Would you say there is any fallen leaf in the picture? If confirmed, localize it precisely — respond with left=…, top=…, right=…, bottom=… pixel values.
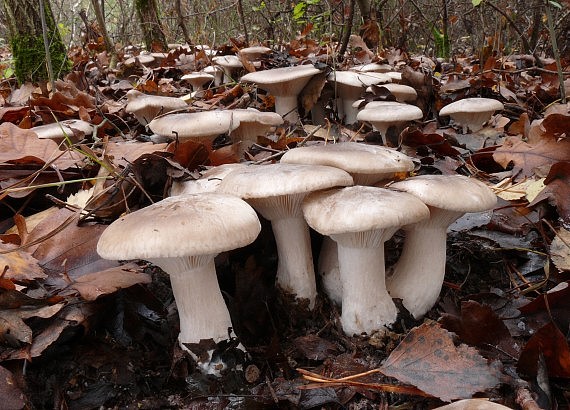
left=71, top=263, right=151, bottom=301
left=294, top=334, right=339, bottom=361
left=0, top=122, right=84, bottom=170
left=492, top=135, right=570, bottom=180
left=517, top=321, right=570, bottom=378
left=380, top=321, right=502, bottom=402
left=0, top=243, right=46, bottom=281
left=550, top=228, right=570, bottom=271
left=528, top=161, right=570, bottom=225
left=439, top=300, right=520, bottom=358
left=0, top=366, right=26, bottom=410
left=0, top=303, right=64, bottom=345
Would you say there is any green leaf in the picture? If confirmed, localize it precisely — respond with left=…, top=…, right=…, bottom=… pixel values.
left=2, top=67, right=14, bottom=79
left=293, top=2, right=307, bottom=21
left=472, top=0, right=483, bottom=6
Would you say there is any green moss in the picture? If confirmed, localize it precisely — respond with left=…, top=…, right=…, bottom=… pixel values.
left=11, top=32, right=69, bottom=84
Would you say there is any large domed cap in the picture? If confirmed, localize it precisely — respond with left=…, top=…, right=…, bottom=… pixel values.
left=327, top=70, right=391, bottom=87
left=303, top=186, right=430, bottom=235
left=218, top=163, right=353, bottom=199
left=280, top=142, right=414, bottom=184
left=97, top=193, right=261, bottom=260
left=125, top=90, right=188, bottom=125
left=148, top=111, right=239, bottom=139
left=357, top=103, right=423, bottom=123
left=241, top=64, right=321, bottom=95
left=390, top=174, right=497, bottom=212
left=439, top=97, right=504, bottom=132
left=231, top=108, right=283, bottom=126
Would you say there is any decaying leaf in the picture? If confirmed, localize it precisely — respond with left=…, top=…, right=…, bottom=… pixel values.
left=0, top=365, right=26, bottom=410
left=71, top=263, right=151, bottom=301
left=517, top=321, right=570, bottom=378
left=380, top=321, right=502, bottom=402
left=0, top=243, right=46, bottom=281
left=0, top=123, right=84, bottom=170
left=492, top=133, right=570, bottom=180
left=528, top=162, right=570, bottom=225
left=550, top=228, right=570, bottom=271
left=0, top=303, right=64, bottom=345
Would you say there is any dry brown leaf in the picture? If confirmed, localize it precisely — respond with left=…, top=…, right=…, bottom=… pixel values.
left=105, top=141, right=168, bottom=168
left=0, top=365, right=26, bottom=409
left=528, top=161, right=570, bottom=224
left=0, top=122, right=84, bottom=169
left=380, top=321, right=502, bottom=402
left=71, top=263, right=151, bottom=301
left=0, top=243, right=46, bottom=281
left=550, top=228, right=570, bottom=271
left=0, top=303, right=64, bottom=345
left=492, top=135, right=570, bottom=180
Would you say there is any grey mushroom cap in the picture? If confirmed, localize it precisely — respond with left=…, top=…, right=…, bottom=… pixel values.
left=280, top=142, right=414, bottom=185
left=241, top=65, right=321, bottom=96
left=97, top=193, right=261, bottom=260
left=439, top=97, right=504, bottom=132
left=390, top=174, right=497, bottom=213
left=125, top=90, right=188, bottom=125
left=32, top=120, right=93, bottom=143
left=217, top=163, right=354, bottom=199
left=357, top=103, right=423, bottom=123
left=303, top=186, right=430, bottom=235
left=148, top=111, right=239, bottom=139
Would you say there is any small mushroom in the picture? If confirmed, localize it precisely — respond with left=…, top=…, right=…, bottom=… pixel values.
left=357, top=103, right=423, bottom=145
left=387, top=174, right=497, bottom=318
left=147, top=110, right=239, bottom=145
left=230, top=108, right=283, bottom=158
left=212, top=55, right=244, bottom=84
left=32, top=119, right=93, bottom=146
left=217, top=163, right=353, bottom=308
left=439, top=97, right=504, bottom=133
left=240, top=64, right=322, bottom=123
left=302, top=186, right=430, bottom=335
left=125, top=90, right=188, bottom=125
left=327, top=70, right=392, bottom=124
left=97, top=193, right=261, bottom=371
left=180, top=72, right=215, bottom=97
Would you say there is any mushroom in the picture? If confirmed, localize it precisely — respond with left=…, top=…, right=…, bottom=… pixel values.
left=212, top=55, right=244, bottom=84
left=169, top=163, right=246, bottom=196
left=327, top=70, right=392, bottom=125
left=302, top=186, right=430, bottom=335
left=203, top=65, right=224, bottom=87
left=238, top=46, right=271, bottom=61
left=147, top=110, right=239, bottom=145
left=125, top=90, right=188, bottom=125
left=217, top=163, right=353, bottom=308
left=366, top=83, right=418, bottom=103
left=240, top=64, right=322, bottom=123
left=180, top=72, right=215, bottom=97
left=357, top=103, right=423, bottom=145
left=433, top=399, right=513, bottom=410
left=387, top=174, right=497, bottom=318
left=230, top=108, right=283, bottom=158
left=439, top=97, right=504, bottom=133
left=96, top=193, right=261, bottom=369
left=280, top=141, right=414, bottom=185
left=281, top=141, right=415, bottom=305
left=32, top=119, right=93, bottom=146
left=350, top=63, right=393, bottom=73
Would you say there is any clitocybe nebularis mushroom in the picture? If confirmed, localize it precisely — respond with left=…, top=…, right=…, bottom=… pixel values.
left=96, top=193, right=261, bottom=371
left=439, top=97, right=504, bottom=133
left=357, top=103, right=423, bottom=145
left=302, top=186, right=430, bottom=335
left=217, top=163, right=353, bottom=308
left=282, top=141, right=416, bottom=305
left=125, top=90, right=188, bottom=125
left=387, top=174, right=497, bottom=318
left=240, top=64, right=322, bottom=123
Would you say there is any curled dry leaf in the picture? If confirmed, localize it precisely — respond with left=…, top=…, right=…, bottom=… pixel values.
left=0, top=303, right=64, bottom=345
left=380, top=321, right=502, bottom=402
left=0, top=122, right=83, bottom=170
left=550, top=228, right=570, bottom=271
left=71, top=263, right=151, bottom=301
left=0, top=365, right=26, bottom=410
left=0, top=243, right=46, bottom=281
left=528, top=161, right=570, bottom=225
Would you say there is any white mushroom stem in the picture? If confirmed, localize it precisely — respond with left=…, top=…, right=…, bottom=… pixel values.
left=333, top=228, right=398, bottom=335
left=274, top=95, right=301, bottom=123
left=249, top=194, right=317, bottom=308
left=387, top=207, right=464, bottom=319
left=271, top=217, right=316, bottom=305
left=151, top=255, right=233, bottom=344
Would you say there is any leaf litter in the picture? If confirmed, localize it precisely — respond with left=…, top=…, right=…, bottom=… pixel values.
left=0, top=31, right=569, bottom=409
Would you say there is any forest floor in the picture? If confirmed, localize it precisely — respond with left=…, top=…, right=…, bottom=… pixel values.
left=0, top=37, right=569, bottom=409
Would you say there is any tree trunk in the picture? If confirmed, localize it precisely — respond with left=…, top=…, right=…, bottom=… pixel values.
left=90, top=0, right=118, bottom=68
left=1, top=0, right=68, bottom=83
left=135, top=0, right=168, bottom=51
